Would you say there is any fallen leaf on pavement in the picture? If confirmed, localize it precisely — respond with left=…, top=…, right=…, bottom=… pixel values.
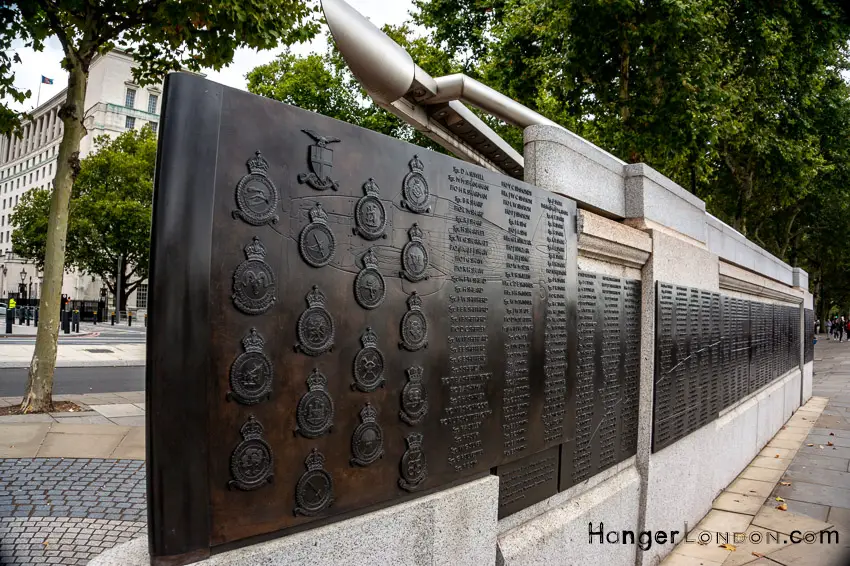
left=828, top=441, right=834, bottom=446
left=775, top=454, right=780, bottom=458
left=775, top=496, right=785, bottom=502
left=752, top=552, right=765, bottom=558
left=777, top=503, right=788, bottom=511
left=779, top=481, right=791, bottom=486
left=719, top=543, right=737, bottom=551
left=819, top=445, right=825, bottom=449
left=807, top=443, right=814, bottom=446
left=830, top=432, right=835, bottom=436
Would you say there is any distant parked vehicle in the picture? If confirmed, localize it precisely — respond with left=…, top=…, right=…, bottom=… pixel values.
left=0, top=302, right=6, bottom=317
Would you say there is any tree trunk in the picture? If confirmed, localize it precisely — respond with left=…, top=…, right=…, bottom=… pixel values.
left=20, top=61, right=87, bottom=413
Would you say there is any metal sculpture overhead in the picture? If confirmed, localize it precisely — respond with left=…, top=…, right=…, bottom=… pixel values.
left=322, top=0, right=567, bottom=179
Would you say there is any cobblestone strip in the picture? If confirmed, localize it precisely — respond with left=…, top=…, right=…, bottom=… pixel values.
left=0, top=459, right=147, bottom=565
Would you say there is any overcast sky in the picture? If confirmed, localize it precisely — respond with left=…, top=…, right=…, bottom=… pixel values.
left=5, top=0, right=415, bottom=112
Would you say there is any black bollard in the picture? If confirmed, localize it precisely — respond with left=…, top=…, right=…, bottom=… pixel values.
left=128, top=312, right=132, bottom=327
left=63, top=310, right=70, bottom=334
left=5, top=307, right=12, bottom=334
left=34, top=308, right=38, bottom=327
left=18, top=308, right=24, bottom=325
left=111, top=311, right=115, bottom=325
left=25, top=307, right=30, bottom=326
left=144, top=313, right=148, bottom=328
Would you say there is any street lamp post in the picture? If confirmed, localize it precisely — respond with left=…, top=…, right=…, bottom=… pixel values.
left=18, top=269, right=26, bottom=324
left=0, top=263, right=6, bottom=299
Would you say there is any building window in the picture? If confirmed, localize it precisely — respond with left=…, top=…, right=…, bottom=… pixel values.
left=35, top=170, right=39, bottom=181
left=15, top=196, right=18, bottom=205
left=136, top=283, right=148, bottom=309
left=48, top=164, right=52, bottom=175
left=125, top=88, right=136, bottom=108
left=150, top=122, right=158, bottom=134
left=147, top=94, right=158, bottom=114
left=125, top=116, right=135, bottom=130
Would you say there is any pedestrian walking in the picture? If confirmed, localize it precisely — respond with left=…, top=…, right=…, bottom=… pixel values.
left=840, top=316, right=846, bottom=342
left=827, top=318, right=832, bottom=340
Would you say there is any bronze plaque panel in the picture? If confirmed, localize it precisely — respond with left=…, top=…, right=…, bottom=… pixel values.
left=147, top=74, right=579, bottom=562
left=495, top=446, right=560, bottom=518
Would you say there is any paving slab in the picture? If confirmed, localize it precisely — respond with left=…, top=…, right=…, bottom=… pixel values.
left=696, top=509, right=754, bottom=533
left=107, top=416, right=145, bottom=427
left=664, top=551, right=724, bottom=566
left=761, top=527, right=850, bottom=566
left=712, top=492, right=765, bottom=516
left=827, top=506, right=850, bottom=530
left=53, top=415, right=114, bottom=425
left=774, top=498, right=831, bottom=522
left=738, top=466, right=786, bottom=484
left=35, top=431, right=127, bottom=458
left=110, top=427, right=145, bottom=460
left=720, top=527, right=789, bottom=566
left=0, top=413, right=54, bottom=423
left=748, top=456, right=793, bottom=471
left=784, top=452, right=850, bottom=472
left=727, top=478, right=776, bottom=498
left=89, top=403, right=144, bottom=418
left=0, top=423, right=49, bottom=457
left=783, top=465, right=850, bottom=489
left=774, top=480, right=850, bottom=509
left=759, top=447, right=796, bottom=459
left=798, top=443, right=850, bottom=459
left=805, top=434, right=850, bottom=448
left=751, top=505, right=833, bottom=536
left=766, top=438, right=802, bottom=450
left=49, top=423, right=130, bottom=435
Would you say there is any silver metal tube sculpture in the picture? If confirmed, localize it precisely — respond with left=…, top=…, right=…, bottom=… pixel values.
left=322, top=0, right=564, bottom=178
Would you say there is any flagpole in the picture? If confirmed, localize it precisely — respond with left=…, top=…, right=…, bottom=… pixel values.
left=36, top=80, right=42, bottom=108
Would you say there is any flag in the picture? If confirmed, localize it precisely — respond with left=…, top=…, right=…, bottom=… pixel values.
left=41, top=76, right=53, bottom=85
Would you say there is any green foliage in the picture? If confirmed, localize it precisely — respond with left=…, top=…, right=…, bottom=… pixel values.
left=11, top=127, right=157, bottom=306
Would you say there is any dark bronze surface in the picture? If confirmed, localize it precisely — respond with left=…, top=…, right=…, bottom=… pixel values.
left=559, top=272, right=641, bottom=489
left=652, top=281, right=803, bottom=452
left=495, top=446, right=560, bottom=518
left=148, top=73, right=582, bottom=561
left=804, top=309, right=814, bottom=364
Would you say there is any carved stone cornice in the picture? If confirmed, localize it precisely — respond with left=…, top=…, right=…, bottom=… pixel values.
left=577, top=209, right=651, bottom=269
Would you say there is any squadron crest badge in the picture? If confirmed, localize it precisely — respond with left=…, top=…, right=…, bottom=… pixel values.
left=400, top=223, right=430, bottom=282
left=228, top=415, right=273, bottom=491
left=299, top=203, right=336, bottom=268
left=232, top=237, right=276, bottom=315
left=401, top=155, right=431, bottom=214
left=352, top=327, right=385, bottom=392
left=232, top=151, right=279, bottom=226
left=227, top=328, right=273, bottom=405
left=353, top=178, right=387, bottom=240
left=399, top=365, right=428, bottom=426
left=295, top=368, right=334, bottom=439
left=296, top=286, right=335, bottom=356
left=398, top=432, right=427, bottom=492
left=294, top=448, right=334, bottom=516
left=354, top=248, right=386, bottom=310
left=399, top=291, right=428, bottom=351
left=297, top=129, right=341, bottom=191
left=350, top=403, right=384, bottom=467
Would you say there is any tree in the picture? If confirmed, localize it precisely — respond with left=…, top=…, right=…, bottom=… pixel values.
left=1, top=0, right=319, bottom=413
left=246, top=25, right=461, bottom=152
left=12, top=127, right=158, bottom=312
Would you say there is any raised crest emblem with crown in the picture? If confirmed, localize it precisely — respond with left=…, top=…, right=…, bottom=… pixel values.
left=354, top=247, right=386, bottom=310
left=352, top=326, right=385, bottom=392
left=298, top=129, right=341, bottom=191
left=233, top=150, right=280, bottom=226
left=296, top=368, right=334, bottom=439
left=402, top=154, right=431, bottom=214
left=399, top=291, right=428, bottom=351
left=228, top=415, right=273, bottom=491
left=350, top=402, right=384, bottom=467
left=400, top=365, right=428, bottom=426
left=294, top=448, right=334, bottom=516
left=228, top=328, right=273, bottom=405
left=299, top=203, right=336, bottom=268
left=399, top=432, right=427, bottom=492
left=401, top=222, right=430, bottom=282
left=353, top=177, right=388, bottom=240
left=232, top=237, right=276, bottom=316
left=296, top=285, right=335, bottom=356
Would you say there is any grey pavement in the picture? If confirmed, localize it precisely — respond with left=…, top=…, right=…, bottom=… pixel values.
left=772, top=339, right=850, bottom=530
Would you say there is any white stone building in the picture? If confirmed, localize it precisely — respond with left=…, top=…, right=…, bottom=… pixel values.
left=0, top=49, right=160, bottom=311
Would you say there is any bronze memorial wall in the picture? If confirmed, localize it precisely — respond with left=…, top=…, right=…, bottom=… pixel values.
left=146, top=74, right=642, bottom=563
left=653, top=282, right=803, bottom=452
